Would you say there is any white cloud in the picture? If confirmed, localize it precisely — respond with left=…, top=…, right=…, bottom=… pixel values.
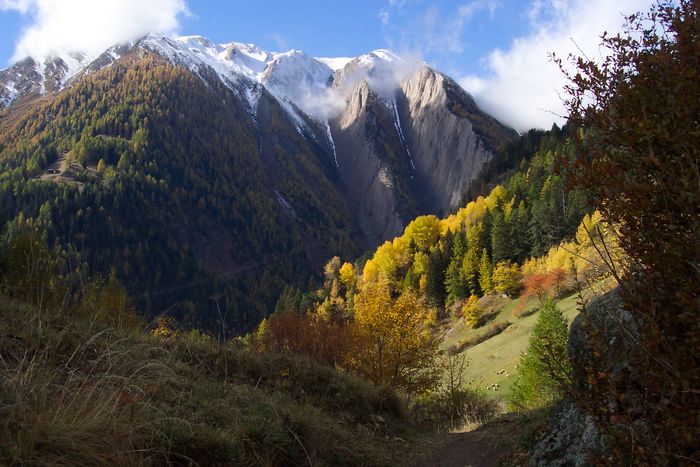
left=379, top=10, right=390, bottom=26
left=420, top=1, right=500, bottom=54
left=458, top=0, right=499, bottom=21
left=382, top=1, right=501, bottom=57
left=265, top=33, right=289, bottom=51
left=2, top=0, right=188, bottom=61
left=459, top=0, right=651, bottom=132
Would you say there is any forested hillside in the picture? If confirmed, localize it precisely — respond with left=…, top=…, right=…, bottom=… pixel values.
left=254, top=124, right=615, bottom=417
left=0, top=53, right=363, bottom=332
left=272, top=125, right=591, bottom=318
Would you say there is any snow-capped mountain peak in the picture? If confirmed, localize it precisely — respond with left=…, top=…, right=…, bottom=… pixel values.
left=316, top=56, right=353, bottom=72
left=0, top=33, right=421, bottom=121
left=262, top=50, right=332, bottom=96
left=331, top=49, right=411, bottom=98
left=0, top=51, right=94, bottom=107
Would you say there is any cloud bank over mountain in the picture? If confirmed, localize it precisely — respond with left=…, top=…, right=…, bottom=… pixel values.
left=0, top=0, right=188, bottom=60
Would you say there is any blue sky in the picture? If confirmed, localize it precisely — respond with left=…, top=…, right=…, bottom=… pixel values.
left=0, top=0, right=652, bottom=130
left=178, top=1, right=535, bottom=80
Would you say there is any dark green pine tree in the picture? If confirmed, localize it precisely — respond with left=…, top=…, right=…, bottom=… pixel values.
left=462, top=222, right=485, bottom=296
left=425, top=245, right=447, bottom=308
left=445, top=229, right=468, bottom=306
left=490, top=208, right=510, bottom=264
left=509, top=200, right=530, bottom=263
left=529, top=175, right=566, bottom=256
left=508, top=300, right=572, bottom=411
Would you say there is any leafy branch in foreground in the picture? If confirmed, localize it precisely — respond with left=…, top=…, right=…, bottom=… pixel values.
left=558, top=1, right=700, bottom=462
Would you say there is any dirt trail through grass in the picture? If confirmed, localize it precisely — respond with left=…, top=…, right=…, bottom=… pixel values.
left=418, top=414, right=527, bottom=467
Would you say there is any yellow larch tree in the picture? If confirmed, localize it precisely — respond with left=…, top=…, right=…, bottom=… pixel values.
left=349, top=280, right=441, bottom=395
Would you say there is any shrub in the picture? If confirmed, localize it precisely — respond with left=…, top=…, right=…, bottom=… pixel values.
left=257, top=311, right=354, bottom=368
left=411, top=387, right=498, bottom=431
left=561, top=1, right=700, bottom=461
left=411, top=354, right=498, bottom=431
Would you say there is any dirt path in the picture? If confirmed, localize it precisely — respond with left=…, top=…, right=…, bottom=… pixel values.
left=418, top=414, right=527, bottom=467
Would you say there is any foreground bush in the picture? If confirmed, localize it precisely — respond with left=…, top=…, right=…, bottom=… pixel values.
left=411, top=355, right=498, bottom=431
left=411, top=387, right=498, bottom=432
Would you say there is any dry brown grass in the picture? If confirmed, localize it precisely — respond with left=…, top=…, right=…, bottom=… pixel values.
left=0, top=296, right=416, bottom=466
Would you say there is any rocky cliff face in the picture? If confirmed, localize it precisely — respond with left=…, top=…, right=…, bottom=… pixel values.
left=331, top=80, right=417, bottom=243
left=399, top=66, right=515, bottom=216
left=328, top=63, right=517, bottom=244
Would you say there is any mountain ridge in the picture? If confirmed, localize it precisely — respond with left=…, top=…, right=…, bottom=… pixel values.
left=0, top=33, right=517, bottom=330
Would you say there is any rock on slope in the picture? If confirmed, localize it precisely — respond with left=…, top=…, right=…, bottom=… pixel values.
left=529, top=290, right=650, bottom=466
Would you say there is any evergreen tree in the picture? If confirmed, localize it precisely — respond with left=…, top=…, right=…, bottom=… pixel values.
left=425, top=246, right=447, bottom=308
left=444, top=230, right=468, bottom=306
left=508, top=300, right=572, bottom=411
left=477, top=249, right=493, bottom=295
left=509, top=200, right=530, bottom=262
left=490, top=208, right=510, bottom=263
left=462, top=222, right=485, bottom=296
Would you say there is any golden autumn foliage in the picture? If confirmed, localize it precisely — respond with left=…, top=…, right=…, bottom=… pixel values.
left=491, top=261, right=523, bottom=296
left=349, top=280, right=441, bottom=395
left=338, top=262, right=356, bottom=292
left=462, top=295, right=482, bottom=328
left=403, top=215, right=441, bottom=251
left=520, top=210, right=621, bottom=284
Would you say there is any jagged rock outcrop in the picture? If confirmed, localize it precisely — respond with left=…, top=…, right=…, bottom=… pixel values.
left=529, top=290, right=648, bottom=466
left=331, top=80, right=416, bottom=243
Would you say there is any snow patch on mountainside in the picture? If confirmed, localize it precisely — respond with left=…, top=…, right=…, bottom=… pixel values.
left=317, top=57, right=353, bottom=71
left=274, top=190, right=297, bottom=217
left=1, top=81, right=19, bottom=107
left=392, top=97, right=415, bottom=171
left=244, top=84, right=262, bottom=115
left=34, top=61, right=46, bottom=94
left=58, top=52, right=92, bottom=86
left=324, top=120, right=339, bottom=168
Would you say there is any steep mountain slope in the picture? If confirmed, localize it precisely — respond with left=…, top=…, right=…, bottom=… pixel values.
left=0, top=52, right=361, bottom=331
left=329, top=53, right=517, bottom=243
left=399, top=66, right=515, bottom=214
left=0, top=35, right=516, bottom=330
